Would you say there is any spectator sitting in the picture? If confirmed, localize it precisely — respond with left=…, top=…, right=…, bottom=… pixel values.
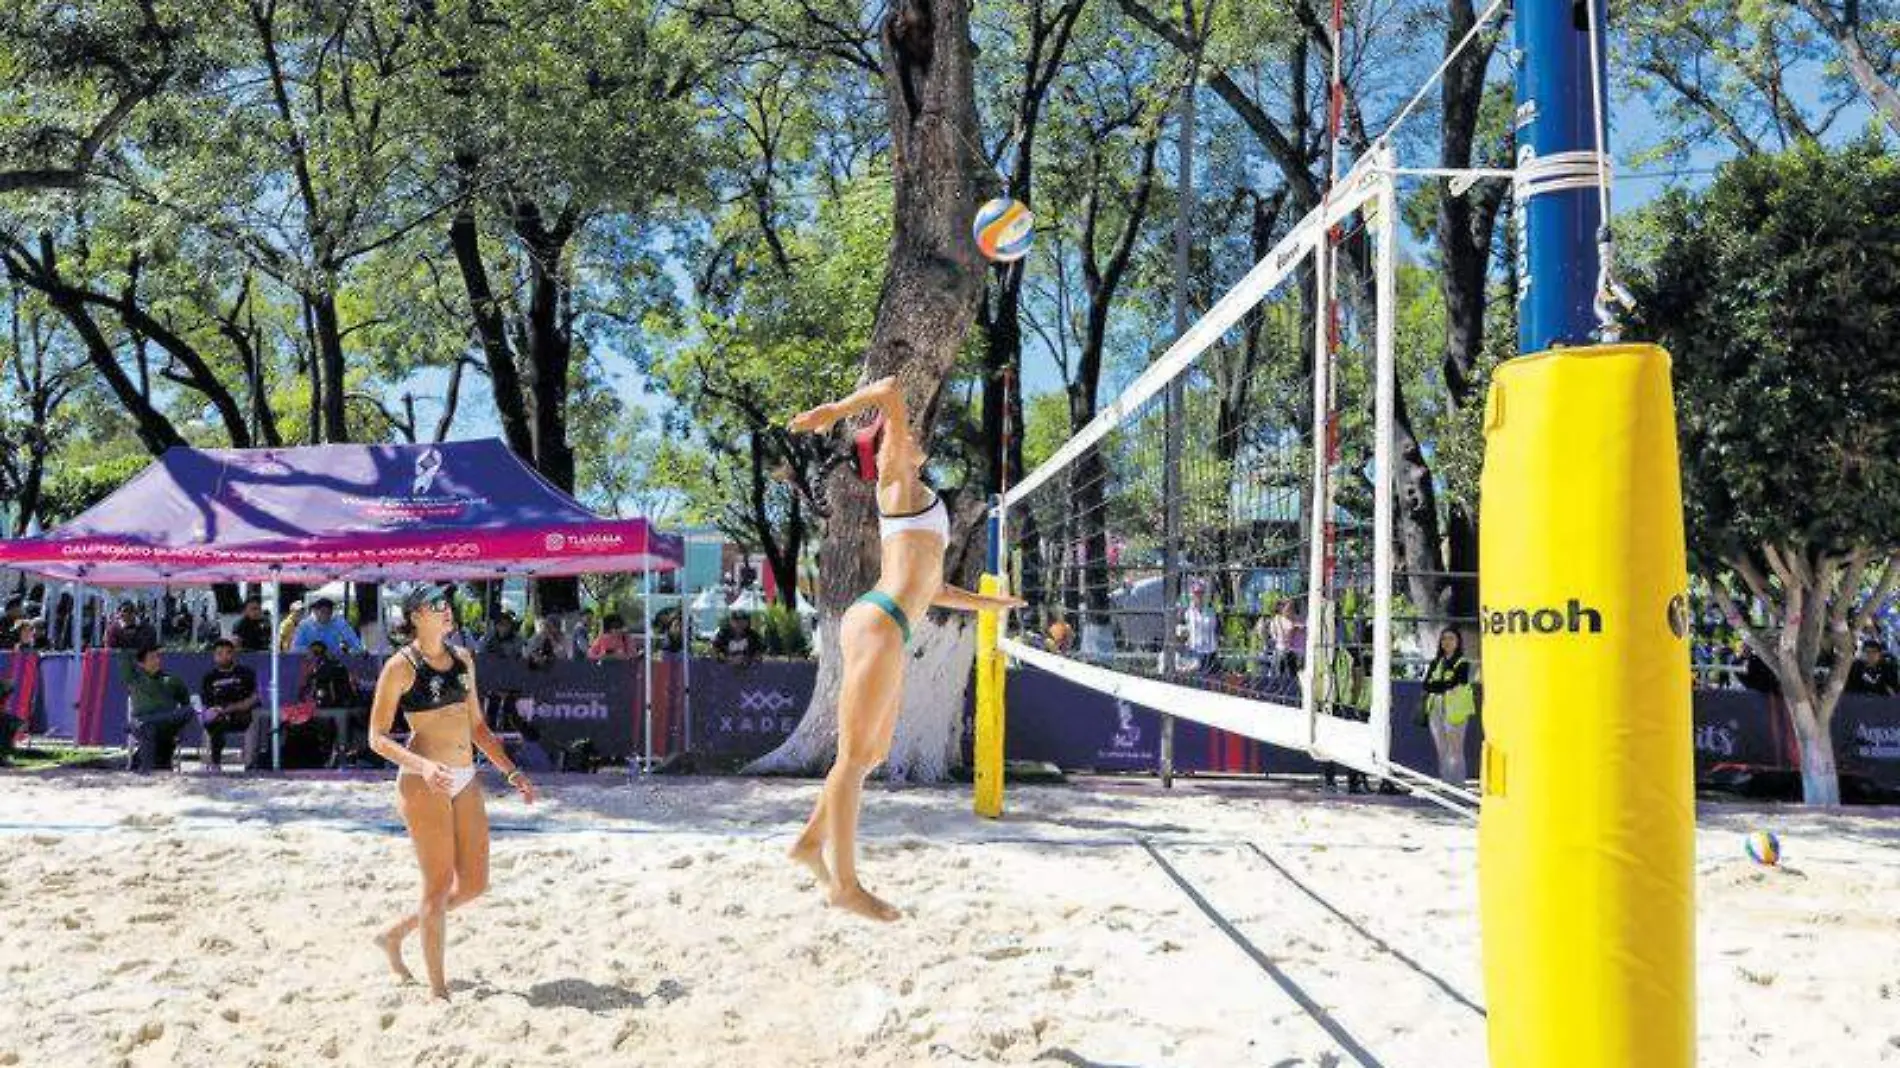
left=291, top=598, right=361, bottom=654
left=525, top=617, right=566, bottom=669
left=231, top=596, right=273, bottom=652
left=106, top=602, right=158, bottom=651
left=711, top=611, right=764, bottom=664
left=588, top=613, right=636, bottom=661
left=199, top=639, right=261, bottom=771
left=1844, top=640, right=1899, bottom=697
left=122, top=644, right=194, bottom=773
left=481, top=612, right=525, bottom=659
left=299, top=641, right=365, bottom=768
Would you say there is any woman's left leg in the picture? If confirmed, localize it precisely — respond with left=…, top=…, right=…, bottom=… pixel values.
left=375, top=782, right=491, bottom=984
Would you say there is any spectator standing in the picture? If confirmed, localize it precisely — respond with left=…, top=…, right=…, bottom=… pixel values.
left=525, top=617, right=566, bottom=669
left=1845, top=641, right=1899, bottom=697
left=0, top=597, right=23, bottom=650
left=199, top=639, right=260, bottom=770
left=1420, top=628, right=1477, bottom=785
left=50, top=593, right=74, bottom=651
left=123, top=644, right=194, bottom=773
left=1184, top=582, right=1220, bottom=675
left=231, top=597, right=273, bottom=652
left=0, top=674, right=18, bottom=766
left=711, top=611, right=764, bottom=664
left=278, top=600, right=306, bottom=652
left=481, top=613, right=525, bottom=659
left=1269, top=600, right=1306, bottom=678
left=291, top=598, right=362, bottom=654
left=588, top=614, right=636, bottom=661
left=106, top=602, right=157, bottom=650
left=12, top=618, right=46, bottom=652
left=1046, top=614, right=1075, bottom=653
left=569, top=609, right=597, bottom=659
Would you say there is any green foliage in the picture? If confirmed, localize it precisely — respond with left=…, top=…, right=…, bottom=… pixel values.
left=1629, top=138, right=1900, bottom=563
left=37, top=452, right=147, bottom=522
left=758, top=602, right=810, bottom=658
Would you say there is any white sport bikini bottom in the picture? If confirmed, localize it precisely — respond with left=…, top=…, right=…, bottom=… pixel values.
left=398, top=764, right=478, bottom=797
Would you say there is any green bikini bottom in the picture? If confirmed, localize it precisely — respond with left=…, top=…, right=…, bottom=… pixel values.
left=854, top=590, right=912, bottom=645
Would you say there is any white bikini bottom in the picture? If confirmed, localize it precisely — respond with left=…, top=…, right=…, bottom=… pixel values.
left=398, top=764, right=478, bottom=797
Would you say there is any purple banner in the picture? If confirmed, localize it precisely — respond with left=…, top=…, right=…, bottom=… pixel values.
left=1001, top=666, right=1477, bottom=776
left=689, top=660, right=821, bottom=760
left=15, top=650, right=1898, bottom=788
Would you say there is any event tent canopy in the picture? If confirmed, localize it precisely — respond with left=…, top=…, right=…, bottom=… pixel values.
left=0, top=440, right=681, bottom=585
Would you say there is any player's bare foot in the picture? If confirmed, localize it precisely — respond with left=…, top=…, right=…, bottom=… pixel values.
left=373, top=930, right=414, bottom=982
left=789, top=840, right=832, bottom=890
left=429, top=984, right=450, bottom=1002
left=829, top=883, right=901, bottom=922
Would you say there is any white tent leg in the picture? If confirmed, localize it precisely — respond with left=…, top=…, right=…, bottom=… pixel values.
left=268, top=577, right=282, bottom=771
left=642, top=567, right=654, bottom=774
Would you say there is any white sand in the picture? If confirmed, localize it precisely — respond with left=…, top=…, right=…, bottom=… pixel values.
left=2, top=771, right=1897, bottom=1067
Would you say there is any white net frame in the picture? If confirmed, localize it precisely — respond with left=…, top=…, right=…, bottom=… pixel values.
left=995, top=145, right=1407, bottom=783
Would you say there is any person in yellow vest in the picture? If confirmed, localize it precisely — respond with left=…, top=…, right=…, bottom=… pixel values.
left=1420, top=627, right=1477, bottom=783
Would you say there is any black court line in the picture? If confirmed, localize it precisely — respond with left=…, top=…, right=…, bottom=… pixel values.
left=1139, top=839, right=1389, bottom=1068
left=1244, top=842, right=1487, bottom=1017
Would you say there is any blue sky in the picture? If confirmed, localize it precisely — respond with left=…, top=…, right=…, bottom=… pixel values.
left=415, top=55, right=1873, bottom=469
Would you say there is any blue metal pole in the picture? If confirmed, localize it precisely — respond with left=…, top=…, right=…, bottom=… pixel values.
left=1515, top=0, right=1611, bottom=353
left=985, top=494, right=1001, bottom=575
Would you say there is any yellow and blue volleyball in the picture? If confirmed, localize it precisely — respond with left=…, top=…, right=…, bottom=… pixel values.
left=1745, top=830, right=1781, bottom=867
left=974, top=197, right=1034, bottom=263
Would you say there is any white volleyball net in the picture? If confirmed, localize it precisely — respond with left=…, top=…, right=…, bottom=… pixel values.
left=996, top=147, right=1466, bottom=806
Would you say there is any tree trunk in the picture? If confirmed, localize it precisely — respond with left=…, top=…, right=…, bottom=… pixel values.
left=310, top=290, right=350, bottom=442
left=1788, top=695, right=1843, bottom=807
left=747, top=0, right=985, bottom=780
left=1790, top=0, right=1900, bottom=138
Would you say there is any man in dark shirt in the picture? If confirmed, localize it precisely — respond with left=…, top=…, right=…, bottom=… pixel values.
left=299, top=641, right=363, bottom=767
left=711, top=612, right=763, bottom=664
left=1844, top=641, right=1899, bottom=697
left=230, top=597, right=273, bottom=652
left=200, top=639, right=260, bottom=770
left=106, top=602, right=157, bottom=650
left=123, top=644, right=194, bottom=772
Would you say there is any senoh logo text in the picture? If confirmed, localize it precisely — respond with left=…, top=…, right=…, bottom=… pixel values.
left=1481, top=599, right=1603, bottom=636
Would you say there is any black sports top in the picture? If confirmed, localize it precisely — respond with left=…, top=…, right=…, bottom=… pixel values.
left=399, top=646, right=470, bottom=714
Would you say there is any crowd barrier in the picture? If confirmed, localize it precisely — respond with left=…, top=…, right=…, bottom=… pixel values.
left=3, top=651, right=1896, bottom=787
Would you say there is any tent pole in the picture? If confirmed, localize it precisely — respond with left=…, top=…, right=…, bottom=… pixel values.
left=268, top=575, right=282, bottom=771
left=70, top=579, right=84, bottom=652
left=642, top=565, right=654, bottom=775
left=682, top=579, right=692, bottom=758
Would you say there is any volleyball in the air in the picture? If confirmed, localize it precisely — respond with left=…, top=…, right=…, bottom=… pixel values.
left=1745, top=830, right=1781, bottom=867
left=974, top=196, right=1034, bottom=263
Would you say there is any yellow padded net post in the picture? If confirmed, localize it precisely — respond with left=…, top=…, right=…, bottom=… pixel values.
left=973, top=573, right=1006, bottom=819
left=1478, top=343, right=1695, bottom=1068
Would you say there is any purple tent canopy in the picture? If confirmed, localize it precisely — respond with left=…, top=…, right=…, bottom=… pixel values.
left=0, top=440, right=681, bottom=584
